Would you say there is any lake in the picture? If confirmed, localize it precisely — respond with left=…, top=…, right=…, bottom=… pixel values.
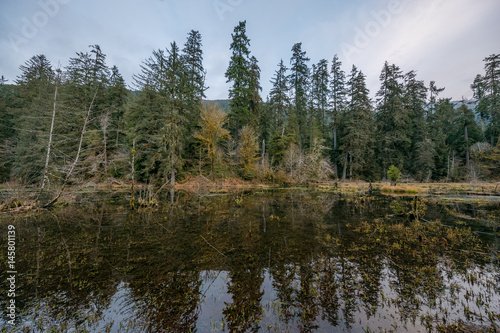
left=1, top=189, right=499, bottom=332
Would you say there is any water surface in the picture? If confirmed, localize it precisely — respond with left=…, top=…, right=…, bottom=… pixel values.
left=1, top=190, right=499, bottom=332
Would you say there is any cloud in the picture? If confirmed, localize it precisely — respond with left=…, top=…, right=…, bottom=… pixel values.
left=0, top=0, right=498, bottom=101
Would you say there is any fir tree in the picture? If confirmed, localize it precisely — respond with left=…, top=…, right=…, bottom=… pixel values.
left=310, top=58, right=329, bottom=132
left=289, top=42, right=310, bottom=147
left=225, top=20, right=253, bottom=146
left=340, top=66, right=374, bottom=179
left=13, top=55, right=55, bottom=183
left=328, top=54, right=347, bottom=178
left=268, top=59, right=290, bottom=135
left=375, top=62, right=410, bottom=177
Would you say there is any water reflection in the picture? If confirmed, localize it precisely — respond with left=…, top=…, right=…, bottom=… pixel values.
left=0, top=191, right=499, bottom=332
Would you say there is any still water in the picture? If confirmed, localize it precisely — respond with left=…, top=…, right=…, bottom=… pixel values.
left=1, top=190, right=499, bottom=332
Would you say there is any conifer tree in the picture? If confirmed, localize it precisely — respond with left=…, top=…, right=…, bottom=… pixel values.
left=13, top=55, right=55, bottom=183
left=289, top=43, right=310, bottom=147
left=0, top=75, right=15, bottom=181
left=268, top=60, right=290, bottom=135
left=310, top=59, right=329, bottom=131
left=451, top=104, right=483, bottom=176
left=403, top=70, right=428, bottom=176
left=225, top=21, right=253, bottom=145
left=340, top=66, right=374, bottom=179
left=248, top=55, right=263, bottom=130
left=182, top=30, right=206, bottom=127
left=473, top=54, right=500, bottom=144
left=328, top=55, right=347, bottom=178
left=375, top=62, right=410, bottom=177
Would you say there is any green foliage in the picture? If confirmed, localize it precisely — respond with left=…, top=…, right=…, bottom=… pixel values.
left=387, top=165, right=401, bottom=185
left=2, top=27, right=497, bottom=186
left=239, top=125, right=259, bottom=179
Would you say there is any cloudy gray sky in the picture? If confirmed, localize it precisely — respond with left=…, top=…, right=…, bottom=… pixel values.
left=1, top=0, right=499, bottom=101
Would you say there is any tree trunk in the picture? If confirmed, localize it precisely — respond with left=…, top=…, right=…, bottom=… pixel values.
left=39, top=80, right=58, bottom=197
left=342, top=152, right=347, bottom=181
left=44, top=88, right=98, bottom=208
left=234, top=118, right=240, bottom=164
left=465, top=124, right=470, bottom=172
left=170, top=151, right=175, bottom=186
left=349, top=153, right=353, bottom=179
left=102, top=111, right=109, bottom=175
left=333, top=125, right=338, bottom=179
left=261, top=139, right=265, bottom=165
left=131, top=139, right=135, bottom=193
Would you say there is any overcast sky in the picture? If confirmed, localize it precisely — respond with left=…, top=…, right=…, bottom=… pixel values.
left=1, top=0, right=499, bottom=101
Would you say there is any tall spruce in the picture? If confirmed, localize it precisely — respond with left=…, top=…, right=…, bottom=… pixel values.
left=328, top=55, right=347, bottom=178
left=403, top=70, right=429, bottom=177
left=182, top=30, right=206, bottom=127
left=340, top=66, right=374, bottom=180
left=310, top=59, right=330, bottom=132
left=225, top=20, right=253, bottom=152
left=289, top=42, right=310, bottom=147
left=268, top=59, right=290, bottom=135
left=473, top=54, right=500, bottom=145
left=375, top=62, right=410, bottom=178
left=13, top=55, right=55, bottom=183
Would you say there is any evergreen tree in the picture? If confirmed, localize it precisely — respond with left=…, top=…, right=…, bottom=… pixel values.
left=0, top=75, right=15, bottom=181
left=473, top=54, right=500, bottom=144
left=403, top=70, right=429, bottom=176
left=225, top=21, right=253, bottom=144
left=328, top=55, right=347, bottom=178
left=127, top=43, right=188, bottom=185
left=428, top=98, right=455, bottom=180
left=289, top=42, right=310, bottom=147
left=248, top=55, right=263, bottom=130
left=182, top=30, right=206, bottom=128
left=450, top=104, right=483, bottom=177
left=310, top=59, right=329, bottom=132
left=268, top=59, right=290, bottom=135
left=340, top=66, right=374, bottom=179
left=13, top=55, right=55, bottom=183
left=62, top=45, right=112, bottom=179
left=375, top=62, right=410, bottom=177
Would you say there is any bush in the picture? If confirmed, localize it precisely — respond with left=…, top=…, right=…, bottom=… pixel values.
left=387, top=165, right=401, bottom=185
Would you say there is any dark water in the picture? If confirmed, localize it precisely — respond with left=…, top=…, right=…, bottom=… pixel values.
left=0, top=190, right=499, bottom=332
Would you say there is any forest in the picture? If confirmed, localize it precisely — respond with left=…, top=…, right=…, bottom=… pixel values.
left=1, top=20, right=500, bottom=190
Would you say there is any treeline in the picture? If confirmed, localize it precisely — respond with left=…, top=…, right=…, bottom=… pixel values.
left=1, top=21, right=500, bottom=187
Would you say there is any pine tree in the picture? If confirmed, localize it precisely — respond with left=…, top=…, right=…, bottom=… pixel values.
left=451, top=104, right=483, bottom=177
left=375, top=62, right=410, bottom=177
left=403, top=70, right=429, bottom=177
left=289, top=43, right=310, bottom=147
left=340, top=66, right=374, bottom=179
left=127, top=43, right=188, bottom=185
left=268, top=59, right=290, bottom=135
left=248, top=55, right=262, bottom=130
left=474, top=54, right=500, bottom=144
left=310, top=59, right=330, bottom=132
left=13, top=55, right=55, bottom=183
left=0, top=76, right=16, bottom=182
left=225, top=20, right=253, bottom=149
left=328, top=55, right=347, bottom=178
left=62, top=45, right=111, bottom=179
left=182, top=30, right=206, bottom=126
